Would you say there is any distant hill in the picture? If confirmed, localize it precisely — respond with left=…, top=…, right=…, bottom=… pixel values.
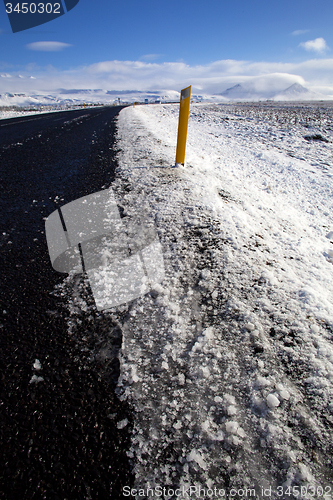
left=217, top=82, right=329, bottom=102
left=1, top=82, right=332, bottom=109
left=0, top=87, right=225, bottom=108
left=219, top=84, right=264, bottom=100
left=273, top=83, right=322, bottom=101
left=0, top=88, right=182, bottom=107
left=0, top=92, right=60, bottom=107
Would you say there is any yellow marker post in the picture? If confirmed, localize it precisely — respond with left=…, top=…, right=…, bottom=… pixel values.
left=175, top=85, right=191, bottom=166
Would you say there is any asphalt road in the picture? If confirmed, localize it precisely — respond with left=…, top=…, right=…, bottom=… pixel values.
left=0, top=107, right=134, bottom=499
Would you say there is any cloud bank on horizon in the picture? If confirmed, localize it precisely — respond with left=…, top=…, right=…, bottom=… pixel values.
left=1, top=0, right=332, bottom=100
left=1, top=54, right=333, bottom=98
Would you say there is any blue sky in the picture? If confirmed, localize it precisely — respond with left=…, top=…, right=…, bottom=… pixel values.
left=1, top=0, right=333, bottom=94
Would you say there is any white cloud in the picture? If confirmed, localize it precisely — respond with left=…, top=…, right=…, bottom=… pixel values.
left=299, top=37, right=329, bottom=54
left=26, top=41, right=72, bottom=51
left=292, top=30, right=310, bottom=36
left=1, top=57, right=333, bottom=96
left=140, top=54, right=162, bottom=61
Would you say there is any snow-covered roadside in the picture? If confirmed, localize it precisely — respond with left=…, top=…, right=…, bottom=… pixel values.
left=0, top=109, right=51, bottom=120
left=110, top=102, right=333, bottom=498
left=0, top=106, right=88, bottom=120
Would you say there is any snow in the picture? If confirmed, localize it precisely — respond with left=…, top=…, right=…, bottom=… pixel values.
left=30, top=359, right=43, bottom=383
left=117, top=418, right=129, bottom=430
left=33, top=359, right=42, bottom=370
left=219, top=81, right=332, bottom=102
left=266, top=393, right=281, bottom=409
left=29, top=375, right=44, bottom=384
left=0, top=89, right=184, bottom=120
left=30, top=96, right=333, bottom=494
left=104, top=101, right=333, bottom=494
left=2, top=81, right=332, bottom=123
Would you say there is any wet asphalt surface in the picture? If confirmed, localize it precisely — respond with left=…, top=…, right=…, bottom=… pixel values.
left=0, top=107, right=134, bottom=499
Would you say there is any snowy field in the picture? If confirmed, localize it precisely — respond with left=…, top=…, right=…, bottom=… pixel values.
left=0, top=106, right=87, bottom=120
left=109, top=102, right=333, bottom=498
left=64, top=102, right=333, bottom=498
left=0, top=108, right=48, bottom=120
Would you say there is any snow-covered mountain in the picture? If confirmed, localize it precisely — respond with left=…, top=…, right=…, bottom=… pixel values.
left=0, top=89, right=181, bottom=108
left=0, top=87, right=227, bottom=111
left=218, top=83, right=274, bottom=101
left=219, top=83, right=263, bottom=100
left=218, top=82, right=330, bottom=101
left=0, top=92, right=59, bottom=107
left=273, top=83, right=322, bottom=101
left=0, top=82, right=332, bottom=111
